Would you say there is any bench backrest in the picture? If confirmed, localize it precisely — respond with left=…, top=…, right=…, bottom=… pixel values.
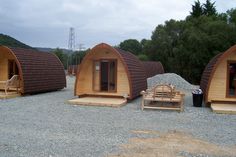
left=7, top=75, right=20, bottom=87
left=153, top=84, right=175, bottom=100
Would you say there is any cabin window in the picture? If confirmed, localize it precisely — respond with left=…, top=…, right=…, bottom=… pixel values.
left=93, top=59, right=117, bottom=92
left=227, top=62, right=236, bottom=97
left=8, top=60, right=19, bottom=79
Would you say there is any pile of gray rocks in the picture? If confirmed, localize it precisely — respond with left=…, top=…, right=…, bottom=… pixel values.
left=147, top=73, right=199, bottom=91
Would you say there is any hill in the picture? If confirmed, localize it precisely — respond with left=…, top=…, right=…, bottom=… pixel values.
left=36, top=47, right=73, bottom=54
left=0, top=34, right=32, bottom=49
left=0, top=33, right=73, bottom=54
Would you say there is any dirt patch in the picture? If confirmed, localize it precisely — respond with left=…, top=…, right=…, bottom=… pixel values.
left=108, top=130, right=236, bottom=157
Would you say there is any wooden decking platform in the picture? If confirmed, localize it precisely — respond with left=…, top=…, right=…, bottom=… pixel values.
left=211, top=103, right=236, bottom=114
left=68, top=97, right=127, bottom=108
left=0, top=91, right=20, bottom=99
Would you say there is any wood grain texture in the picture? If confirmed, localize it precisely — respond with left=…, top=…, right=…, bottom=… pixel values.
left=68, top=97, right=127, bottom=107
left=208, top=53, right=236, bottom=102
left=76, top=44, right=131, bottom=98
left=0, top=50, right=14, bottom=81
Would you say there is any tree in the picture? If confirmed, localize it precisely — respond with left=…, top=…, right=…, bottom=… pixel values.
left=217, top=13, right=228, bottom=22
left=138, top=54, right=149, bottom=61
left=190, top=0, right=203, bottom=18
left=139, top=38, right=153, bottom=60
left=52, top=48, right=68, bottom=69
left=190, top=0, right=217, bottom=18
left=118, top=2, right=236, bottom=84
left=203, top=0, right=217, bottom=16
left=140, top=39, right=148, bottom=49
left=148, top=19, right=184, bottom=72
left=70, top=49, right=89, bottom=65
left=119, top=39, right=142, bottom=55
left=227, top=8, right=236, bottom=25
left=147, top=10, right=236, bottom=84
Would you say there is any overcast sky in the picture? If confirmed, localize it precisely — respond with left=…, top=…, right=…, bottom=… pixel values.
left=0, top=0, right=235, bottom=49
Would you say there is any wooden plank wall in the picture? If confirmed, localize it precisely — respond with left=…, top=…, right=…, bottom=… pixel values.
left=93, top=61, right=100, bottom=91
left=0, top=50, right=15, bottom=80
left=0, top=50, right=15, bottom=89
left=76, top=48, right=130, bottom=97
left=208, top=53, right=236, bottom=102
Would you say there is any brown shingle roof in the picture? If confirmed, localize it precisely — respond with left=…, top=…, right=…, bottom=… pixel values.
left=115, top=48, right=147, bottom=99
left=200, top=53, right=222, bottom=97
left=7, top=47, right=66, bottom=94
left=142, top=61, right=164, bottom=78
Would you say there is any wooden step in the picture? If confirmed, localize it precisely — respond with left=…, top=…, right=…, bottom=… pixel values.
left=143, top=106, right=181, bottom=111
left=68, top=97, right=127, bottom=108
left=211, top=102, right=236, bottom=114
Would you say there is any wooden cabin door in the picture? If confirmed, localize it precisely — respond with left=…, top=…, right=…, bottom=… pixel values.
left=93, top=60, right=117, bottom=92
left=8, top=60, right=18, bottom=79
left=101, top=61, right=109, bottom=91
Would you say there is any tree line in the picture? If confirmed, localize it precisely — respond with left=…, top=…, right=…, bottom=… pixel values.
left=118, top=0, right=236, bottom=84
left=52, top=48, right=88, bottom=69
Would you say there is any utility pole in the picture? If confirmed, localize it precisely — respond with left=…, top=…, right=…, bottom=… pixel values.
left=77, top=43, right=85, bottom=64
left=78, top=43, right=85, bottom=51
left=68, top=27, right=75, bottom=69
left=68, top=27, right=75, bottom=51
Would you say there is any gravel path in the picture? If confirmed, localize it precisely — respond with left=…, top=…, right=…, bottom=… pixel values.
left=0, top=74, right=235, bottom=157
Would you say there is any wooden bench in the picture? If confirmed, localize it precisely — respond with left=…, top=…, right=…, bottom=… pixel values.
left=0, top=75, right=20, bottom=95
left=141, top=84, right=185, bottom=112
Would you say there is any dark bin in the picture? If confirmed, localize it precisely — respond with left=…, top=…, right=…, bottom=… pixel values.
left=192, top=93, right=203, bottom=107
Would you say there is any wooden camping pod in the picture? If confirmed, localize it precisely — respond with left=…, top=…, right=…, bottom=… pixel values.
left=68, top=65, right=79, bottom=76
left=142, top=61, right=164, bottom=78
left=75, top=43, right=164, bottom=100
left=200, top=44, right=236, bottom=106
left=0, top=46, right=66, bottom=94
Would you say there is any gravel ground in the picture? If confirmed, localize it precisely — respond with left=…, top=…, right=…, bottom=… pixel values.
left=0, top=74, right=236, bottom=157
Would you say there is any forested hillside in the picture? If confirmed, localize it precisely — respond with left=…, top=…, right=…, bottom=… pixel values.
left=119, top=0, right=236, bottom=84
left=0, top=34, right=32, bottom=49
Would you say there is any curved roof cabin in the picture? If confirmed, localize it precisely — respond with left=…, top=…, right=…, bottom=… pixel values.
left=142, top=61, right=164, bottom=78
left=75, top=43, right=164, bottom=100
left=200, top=44, right=236, bottom=111
left=0, top=46, right=66, bottom=95
left=68, top=65, right=79, bottom=76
